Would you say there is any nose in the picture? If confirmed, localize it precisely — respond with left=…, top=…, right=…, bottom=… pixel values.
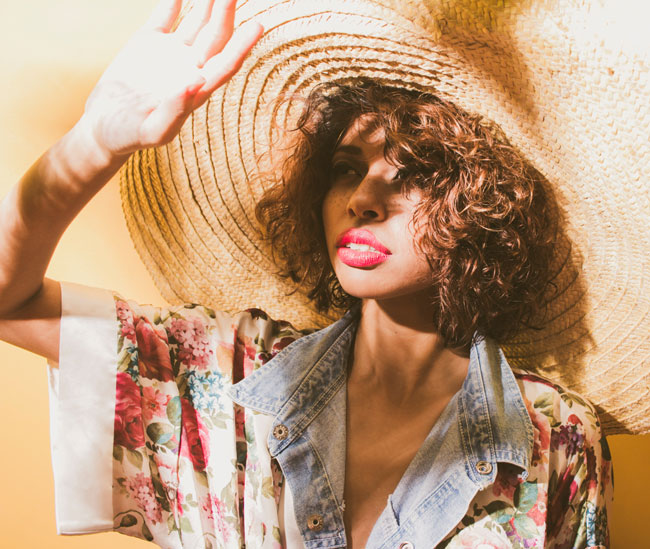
left=346, top=175, right=388, bottom=221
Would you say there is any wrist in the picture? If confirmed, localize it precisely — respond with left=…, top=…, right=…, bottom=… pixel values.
left=68, top=114, right=130, bottom=182
left=21, top=116, right=131, bottom=220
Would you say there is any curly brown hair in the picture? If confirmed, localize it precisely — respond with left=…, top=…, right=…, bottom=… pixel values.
left=255, top=78, right=557, bottom=348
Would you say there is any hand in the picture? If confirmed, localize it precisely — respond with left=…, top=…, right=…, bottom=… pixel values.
left=81, top=0, right=263, bottom=159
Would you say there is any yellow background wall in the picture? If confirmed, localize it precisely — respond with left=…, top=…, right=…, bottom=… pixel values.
left=0, top=1, right=647, bottom=547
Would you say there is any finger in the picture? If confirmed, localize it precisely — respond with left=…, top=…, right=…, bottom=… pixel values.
left=175, top=0, right=214, bottom=45
left=193, top=0, right=237, bottom=66
left=196, top=21, right=263, bottom=97
left=144, top=0, right=183, bottom=32
left=140, top=78, right=206, bottom=146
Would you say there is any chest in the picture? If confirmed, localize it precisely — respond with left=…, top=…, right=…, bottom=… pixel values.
left=343, top=389, right=454, bottom=547
left=237, top=384, right=553, bottom=549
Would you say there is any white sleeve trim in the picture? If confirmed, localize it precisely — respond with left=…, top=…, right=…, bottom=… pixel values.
left=47, top=281, right=118, bottom=535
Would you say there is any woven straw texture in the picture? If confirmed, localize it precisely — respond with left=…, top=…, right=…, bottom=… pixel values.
left=121, top=0, right=650, bottom=435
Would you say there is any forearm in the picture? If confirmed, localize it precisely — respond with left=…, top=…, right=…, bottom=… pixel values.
left=0, top=115, right=128, bottom=316
left=0, top=0, right=261, bottom=358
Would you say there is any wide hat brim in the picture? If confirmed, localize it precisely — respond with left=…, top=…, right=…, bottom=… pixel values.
left=121, top=0, right=650, bottom=435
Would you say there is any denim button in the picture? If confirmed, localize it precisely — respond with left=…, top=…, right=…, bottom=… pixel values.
left=475, top=460, right=493, bottom=475
left=398, top=542, right=414, bottom=549
left=273, top=424, right=289, bottom=440
left=307, top=513, right=324, bottom=531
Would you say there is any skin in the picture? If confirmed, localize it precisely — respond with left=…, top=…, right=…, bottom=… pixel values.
left=323, top=120, right=470, bottom=547
left=0, top=1, right=469, bottom=546
left=0, top=0, right=263, bottom=360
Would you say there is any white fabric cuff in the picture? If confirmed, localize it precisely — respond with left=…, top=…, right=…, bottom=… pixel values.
left=47, top=282, right=118, bottom=534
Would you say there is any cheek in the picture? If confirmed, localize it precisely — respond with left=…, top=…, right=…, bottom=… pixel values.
left=405, top=230, right=432, bottom=274
left=403, top=210, right=433, bottom=278
left=321, top=189, right=347, bottom=246
left=321, top=193, right=333, bottom=244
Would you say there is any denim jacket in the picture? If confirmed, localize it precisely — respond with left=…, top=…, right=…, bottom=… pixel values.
left=230, top=307, right=535, bottom=548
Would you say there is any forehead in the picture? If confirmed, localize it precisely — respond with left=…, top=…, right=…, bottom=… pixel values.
left=337, top=114, right=385, bottom=149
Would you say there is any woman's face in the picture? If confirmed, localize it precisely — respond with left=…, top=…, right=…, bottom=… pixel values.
left=322, top=116, right=433, bottom=302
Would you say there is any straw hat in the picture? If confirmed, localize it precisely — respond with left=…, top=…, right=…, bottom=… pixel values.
left=120, top=0, right=650, bottom=435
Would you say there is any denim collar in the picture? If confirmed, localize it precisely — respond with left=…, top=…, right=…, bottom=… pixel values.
left=229, top=308, right=534, bottom=548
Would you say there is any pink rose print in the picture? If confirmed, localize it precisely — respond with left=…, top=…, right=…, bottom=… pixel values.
left=272, top=336, right=295, bottom=354
left=116, top=300, right=137, bottom=344
left=126, top=472, right=163, bottom=524
left=567, top=413, right=582, bottom=426
left=142, top=386, right=171, bottom=422
left=135, top=317, right=175, bottom=381
left=233, top=330, right=256, bottom=380
left=547, top=467, right=577, bottom=538
left=202, top=494, right=226, bottom=522
left=492, top=463, right=522, bottom=499
left=155, top=459, right=176, bottom=488
left=170, top=317, right=213, bottom=369
left=527, top=501, right=546, bottom=527
left=114, top=372, right=145, bottom=450
left=203, top=495, right=232, bottom=543
left=175, top=489, right=185, bottom=516
left=180, top=398, right=210, bottom=471
left=153, top=457, right=182, bottom=515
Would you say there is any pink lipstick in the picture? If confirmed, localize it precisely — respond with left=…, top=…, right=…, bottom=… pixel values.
left=335, top=228, right=391, bottom=268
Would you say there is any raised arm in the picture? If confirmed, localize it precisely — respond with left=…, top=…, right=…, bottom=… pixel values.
left=0, top=0, right=262, bottom=362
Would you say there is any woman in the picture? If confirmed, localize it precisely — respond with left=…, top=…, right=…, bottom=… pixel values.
left=0, top=0, right=620, bottom=547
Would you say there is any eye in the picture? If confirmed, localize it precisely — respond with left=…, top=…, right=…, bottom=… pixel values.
left=330, top=160, right=360, bottom=180
left=393, top=167, right=408, bottom=182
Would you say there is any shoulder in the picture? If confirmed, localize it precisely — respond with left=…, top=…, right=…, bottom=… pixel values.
left=509, top=372, right=612, bottom=545
left=113, top=296, right=309, bottom=342
left=510, top=369, right=611, bottom=496
left=112, top=296, right=310, bottom=377
left=512, top=369, right=603, bottom=442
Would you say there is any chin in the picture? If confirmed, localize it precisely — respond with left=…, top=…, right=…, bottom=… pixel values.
left=337, top=274, right=431, bottom=303
left=335, top=269, right=385, bottom=298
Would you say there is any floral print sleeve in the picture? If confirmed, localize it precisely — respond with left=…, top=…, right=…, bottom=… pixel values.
left=442, top=372, right=612, bottom=549
left=538, top=377, right=612, bottom=548
left=111, top=297, right=304, bottom=548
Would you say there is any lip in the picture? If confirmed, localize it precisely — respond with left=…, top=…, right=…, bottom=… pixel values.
left=335, top=228, right=391, bottom=268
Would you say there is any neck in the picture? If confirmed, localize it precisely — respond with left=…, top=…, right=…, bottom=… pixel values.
left=350, top=296, right=469, bottom=402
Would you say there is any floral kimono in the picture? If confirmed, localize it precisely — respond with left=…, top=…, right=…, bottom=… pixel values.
left=48, top=283, right=612, bottom=548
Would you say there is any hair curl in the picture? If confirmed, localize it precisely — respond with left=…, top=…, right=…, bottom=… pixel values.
left=255, top=78, right=557, bottom=348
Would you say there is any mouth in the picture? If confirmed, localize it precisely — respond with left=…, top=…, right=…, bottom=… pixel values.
left=335, top=229, right=391, bottom=267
